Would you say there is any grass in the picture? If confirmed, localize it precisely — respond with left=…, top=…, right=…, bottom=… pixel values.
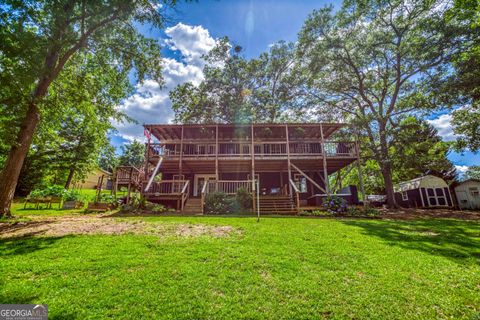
left=1, top=208, right=479, bottom=319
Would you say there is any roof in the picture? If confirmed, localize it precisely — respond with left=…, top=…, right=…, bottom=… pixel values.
left=144, top=123, right=347, bottom=141
left=455, top=179, right=480, bottom=186
left=395, top=175, right=448, bottom=192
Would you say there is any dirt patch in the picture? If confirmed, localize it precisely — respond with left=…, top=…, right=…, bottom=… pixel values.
left=0, top=216, right=239, bottom=239
left=377, top=208, right=480, bottom=220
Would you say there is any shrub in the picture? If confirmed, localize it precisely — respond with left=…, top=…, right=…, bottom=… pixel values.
left=347, top=205, right=380, bottom=217
left=99, top=193, right=117, bottom=205
left=64, top=189, right=84, bottom=202
left=322, top=195, right=347, bottom=215
left=145, top=202, right=166, bottom=213
left=204, top=192, right=239, bottom=215
left=300, top=209, right=331, bottom=216
left=28, top=185, right=66, bottom=198
left=236, top=187, right=252, bottom=211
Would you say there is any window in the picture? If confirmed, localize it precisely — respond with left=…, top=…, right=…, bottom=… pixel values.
left=469, top=187, right=479, bottom=197
left=401, top=191, right=408, bottom=201
left=294, top=174, right=307, bottom=193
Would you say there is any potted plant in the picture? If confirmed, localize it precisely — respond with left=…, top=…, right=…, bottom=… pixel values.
left=87, top=193, right=118, bottom=212
left=62, top=189, right=85, bottom=209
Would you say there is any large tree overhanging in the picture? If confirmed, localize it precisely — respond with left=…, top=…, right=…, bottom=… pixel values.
left=0, top=0, right=173, bottom=217
left=297, top=0, right=469, bottom=207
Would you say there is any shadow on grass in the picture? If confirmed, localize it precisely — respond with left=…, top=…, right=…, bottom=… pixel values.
left=0, top=232, right=67, bottom=256
left=341, top=219, right=480, bottom=264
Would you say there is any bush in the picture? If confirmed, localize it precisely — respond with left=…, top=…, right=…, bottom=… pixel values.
left=145, top=202, right=166, bottom=213
left=236, top=187, right=252, bottom=211
left=204, top=192, right=239, bottom=215
left=64, top=189, right=84, bottom=202
left=347, top=206, right=380, bottom=217
left=98, top=193, right=117, bottom=205
left=28, top=185, right=66, bottom=198
left=322, top=195, right=347, bottom=215
left=300, top=209, right=331, bottom=216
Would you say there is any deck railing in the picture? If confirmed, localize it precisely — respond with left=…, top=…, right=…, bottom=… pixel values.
left=148, top=141, right=356, bottom=158
left=115, top=166, right=143, bottom=185
left=289, top=178, right=300, bottom=214
left=206, top=180, right=253, bottom=194
left=143, top=180, right=188, bottom=195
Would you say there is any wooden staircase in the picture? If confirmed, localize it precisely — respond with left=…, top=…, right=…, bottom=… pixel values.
left=258, top=195, right=297, bottom=215
left=182, top=198, right=203, bottom=214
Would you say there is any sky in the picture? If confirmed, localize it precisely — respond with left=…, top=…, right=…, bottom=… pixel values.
left=111, top=0, right=479, bottom=172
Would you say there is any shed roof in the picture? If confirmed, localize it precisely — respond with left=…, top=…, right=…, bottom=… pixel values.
left=395, top=175, right=448, bottom=192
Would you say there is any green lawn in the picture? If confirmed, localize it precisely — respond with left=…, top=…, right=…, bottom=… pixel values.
left=1, top=209, right=479, bottom=319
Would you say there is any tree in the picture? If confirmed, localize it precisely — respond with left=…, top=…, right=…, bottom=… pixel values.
left=99, top=143, right=119, bottom=173
left=119, top=140, right=145, bottom=168
left=0, top=0, right=172, bottom=216
left=463, top=166, right=480, bottom=180
left=338, top=117, right=456, bottom=195
left=444, top=0, right=480, bottom=152
left=171, top=39, right=306, bottom=124
left=297, top=0, right=467, bottom=207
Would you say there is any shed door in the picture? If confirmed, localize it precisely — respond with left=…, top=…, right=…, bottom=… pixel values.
left=426, top=188, right=448, bottom=207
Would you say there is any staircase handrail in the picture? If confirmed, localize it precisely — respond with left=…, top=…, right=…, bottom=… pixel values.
left=289, top=179, right=300, bottom=214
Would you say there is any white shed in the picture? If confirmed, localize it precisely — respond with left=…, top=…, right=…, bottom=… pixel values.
left=454, top=179, right=480, bottom=209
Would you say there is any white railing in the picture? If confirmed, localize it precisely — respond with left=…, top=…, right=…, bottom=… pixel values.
left=180, top=180, right=190, bottom=211
left=143, top=180, right=188, bottom=195
left=206, top=180, right=253, bottom=194
left=289, top=179, right=300, bottom=214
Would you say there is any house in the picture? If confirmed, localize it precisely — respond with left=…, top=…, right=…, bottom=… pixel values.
left=394, top=175, right=454, bottom=208
left=115, top=123, right=364, bottom=214
left=73, top=167, right=112, bottom=190
left=454, top=179, right=480, bottom=210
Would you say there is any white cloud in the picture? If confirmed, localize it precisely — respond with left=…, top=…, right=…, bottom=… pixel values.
left=455, top=165, right=469, bottom=174
left=427, top=113, right=457, bottom=142
left=114, top=23, right=217, bottom=141
left=164, top=23, right=216, bottom=66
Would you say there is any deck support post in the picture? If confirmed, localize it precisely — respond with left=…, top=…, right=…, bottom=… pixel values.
left=320, top=124, right=330, bottom=196
left=355, top=141, right=366, bottom=206
left=251, top=124, right=256, bottom=214
left=215, top=125, right=219, bottom=181
left=285, top=125, right=293, bottom=196
left=179, top=125, right=184, bottom=178
left=144, top=126, right=151, bottom=190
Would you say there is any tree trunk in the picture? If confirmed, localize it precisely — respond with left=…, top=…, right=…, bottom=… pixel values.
left=64, top=167, right=75, bottom=189
left=380, top=163, right=397, bottom=208
left=0, top=102, right=41, bottom=217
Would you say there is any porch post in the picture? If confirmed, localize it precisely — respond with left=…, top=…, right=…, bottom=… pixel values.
left=215, top=125, right=219, bottom=180
left=320, top=124, right=330, bottom=195
left=355, top=140, right=366, bottom=206
left=144, top=126, right=151, bottom=189
left=251, top=124, right=256, bottom=214
left=285, top=124, right=292, bottom=195
left=179, top=125, right=184, bottom=177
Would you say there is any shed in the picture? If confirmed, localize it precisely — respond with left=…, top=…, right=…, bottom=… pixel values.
left=394, top=175, right=453, bottom=208
left=454, top=179, right=480, bottom=209
left=72, top=167, right=112, bottom=190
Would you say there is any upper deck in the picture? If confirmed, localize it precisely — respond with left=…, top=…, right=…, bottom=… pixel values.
left=143, top=123, right=358, bottom=172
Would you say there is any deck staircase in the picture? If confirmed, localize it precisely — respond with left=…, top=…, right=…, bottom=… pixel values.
left=258, top=195, right=297, bottom=214
left=182, top=198, right=203, bottom=214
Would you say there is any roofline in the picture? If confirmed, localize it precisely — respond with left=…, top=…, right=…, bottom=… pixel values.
left=144, top=122, right=349, bottom=128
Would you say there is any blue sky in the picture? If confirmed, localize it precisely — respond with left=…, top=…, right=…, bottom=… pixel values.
left=112, top=0, right=479, bottom=171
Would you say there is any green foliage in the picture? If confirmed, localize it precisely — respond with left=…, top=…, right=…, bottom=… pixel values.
left=119, top=140, right=145, bottom=168
left=63, top=189, right=84, bottom=202
left=463, top=166, right=480, bottom=180
left=235, top=188, right=252, bottom=211
left=300, top=209, right=331, bottom=216
left=145, top=202, right=166, bottom=213
left=322, top=195, right=347, bottom=215
left=171, top=40, right=305, bottom=124
left=347, top=206, right=380, bottom=217
left=204, top=192, right=239, bottom=215
left=98, top=193, right=117, bottom=205
left=29, top=185, right=66, bottom=198
left=297, top=0, right=466, bottom=206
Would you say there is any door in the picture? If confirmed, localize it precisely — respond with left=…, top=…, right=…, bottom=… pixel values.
left=426, top=187, right=448, bottom=207
left=194, top=174, right=216, bottom=196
